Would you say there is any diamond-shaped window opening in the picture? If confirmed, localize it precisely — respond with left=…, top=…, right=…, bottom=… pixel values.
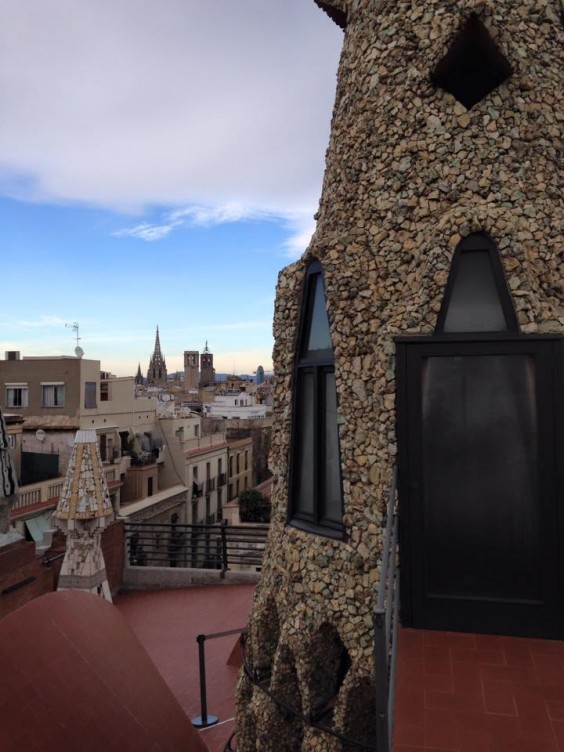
left=431, top=13, right=513, bottom=110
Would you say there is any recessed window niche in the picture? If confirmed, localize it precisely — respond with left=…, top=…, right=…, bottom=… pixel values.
left=431, top=14, right=513, bottom=109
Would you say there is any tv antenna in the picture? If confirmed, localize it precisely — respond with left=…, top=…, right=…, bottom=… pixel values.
left=65, top=321, right=84, bottom=358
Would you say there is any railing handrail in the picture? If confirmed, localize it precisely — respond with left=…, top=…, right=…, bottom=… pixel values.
left=124, top=520, right=269, bottom=531
left=376, top=467, right=398, bottom=612
left=123, top=519, right=268, bottom=575
left=374, top=466, right=399, bottom=752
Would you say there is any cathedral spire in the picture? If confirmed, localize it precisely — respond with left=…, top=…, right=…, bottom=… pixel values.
left=134, top=362, right=143, bottom=385
left=147, top=326, right=168, bottom=386
left=154, top=326, right=163, bottom=358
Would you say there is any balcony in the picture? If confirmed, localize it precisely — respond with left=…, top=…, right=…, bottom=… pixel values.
left=12, top=478, right=64, bottom=513
left=11, top=465, right=122, bottom=518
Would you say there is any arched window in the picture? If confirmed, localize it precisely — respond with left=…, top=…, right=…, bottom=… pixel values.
left=436, top=232, right=518, bottom=334
left=289, top=260, right=343, bottom=537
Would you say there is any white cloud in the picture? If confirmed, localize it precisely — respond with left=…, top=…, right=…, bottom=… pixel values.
left=281, top=214, right=317, bottom=260
left=169, top=204, right=273, bottom=227
left=113, top=201, right=316, bottom=259
left=16, top=316, right=68, bottom=329
left=114, top=202, right=273, bottom=241
left=113, top=221, right=179, bottom=242
left=0, top=1, right=343, bottom=216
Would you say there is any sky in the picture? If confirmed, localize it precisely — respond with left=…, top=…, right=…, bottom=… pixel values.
left=0, top=0, right=343, bottom=377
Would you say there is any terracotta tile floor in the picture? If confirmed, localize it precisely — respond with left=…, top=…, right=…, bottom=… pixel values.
left=115, top=584, right=255, bottom=752
left=394, top=627, right=564, bottom=752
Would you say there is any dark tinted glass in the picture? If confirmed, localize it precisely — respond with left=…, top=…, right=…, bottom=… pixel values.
left=443, top=250, right=507, bottom=332
left=322, top=370, right=341, bottom=523
left=303, top=274, right=332, bottom=358
left=421, top=354, right=540, bottom=601
left=295, top=370, right=314, bottom=516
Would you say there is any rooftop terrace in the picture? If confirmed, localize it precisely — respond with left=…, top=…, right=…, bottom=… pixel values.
left=116, top=584, right=255, bottom=752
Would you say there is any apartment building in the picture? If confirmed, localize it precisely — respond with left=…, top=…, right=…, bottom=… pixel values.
left=0, top=353, right=158, bottom=535
left=227, top=437, right=253, bottom=502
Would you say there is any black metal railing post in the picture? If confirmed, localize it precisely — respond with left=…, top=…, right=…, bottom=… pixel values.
left=192, top=627, right=246, bottom=731
left=191, top=634, right=218, bottom=728
left=220, top=518, right=229, bottom=577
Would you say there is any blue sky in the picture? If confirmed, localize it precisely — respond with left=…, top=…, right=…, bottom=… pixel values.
left=0, top=1, right=343, bottom=376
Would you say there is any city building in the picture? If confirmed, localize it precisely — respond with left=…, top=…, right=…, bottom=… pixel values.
left=236, top=2, right=562, bottom=750
left=204, top=393, right=267, bottom=421
left=227, top=436, right=253, bottom=503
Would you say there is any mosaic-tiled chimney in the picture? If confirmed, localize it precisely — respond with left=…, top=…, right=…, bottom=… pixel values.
left=237, top=1, right=562, bottom=750
left=55, top=430, right=114, bottom=602
left=0, top=408, right=22, bottom=547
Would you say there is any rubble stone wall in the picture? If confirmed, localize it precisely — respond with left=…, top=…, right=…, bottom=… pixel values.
left=237, top=1, right=562, bottom=749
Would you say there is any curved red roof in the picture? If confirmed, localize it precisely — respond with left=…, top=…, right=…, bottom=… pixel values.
left=0, top=590, right=208, bottom=752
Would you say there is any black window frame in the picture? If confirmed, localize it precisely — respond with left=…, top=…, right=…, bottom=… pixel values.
left=5, top=385, right=28, bottom=408
left=288, top=259, right=344, bottom=539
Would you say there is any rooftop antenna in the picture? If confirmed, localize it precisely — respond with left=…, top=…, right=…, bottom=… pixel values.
left=65, top=321, right=84, bottom=358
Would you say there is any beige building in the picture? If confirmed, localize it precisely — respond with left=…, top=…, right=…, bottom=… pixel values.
left=158, top=412, right=229, bottom=524
left=0, top=354, right=156, bottom=480
left=1, top=353, right=157, bottom=536
left=227, top=437, right=253, bottom=503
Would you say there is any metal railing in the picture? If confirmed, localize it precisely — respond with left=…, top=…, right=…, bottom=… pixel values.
left=374, top=467, right=400, bottom=752
left=124, top=519, right=268, bottom=574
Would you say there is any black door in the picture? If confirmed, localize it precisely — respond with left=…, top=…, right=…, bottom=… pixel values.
left=397, top=337, right=563, bottom=638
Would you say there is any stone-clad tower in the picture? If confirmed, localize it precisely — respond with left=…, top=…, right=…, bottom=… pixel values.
left=147, top=326, right=168, bottom=386
left=237, top=2, right=562, bottom=750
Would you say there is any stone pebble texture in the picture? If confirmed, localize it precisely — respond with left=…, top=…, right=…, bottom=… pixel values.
left=236, top=1, right=563, bottom=750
